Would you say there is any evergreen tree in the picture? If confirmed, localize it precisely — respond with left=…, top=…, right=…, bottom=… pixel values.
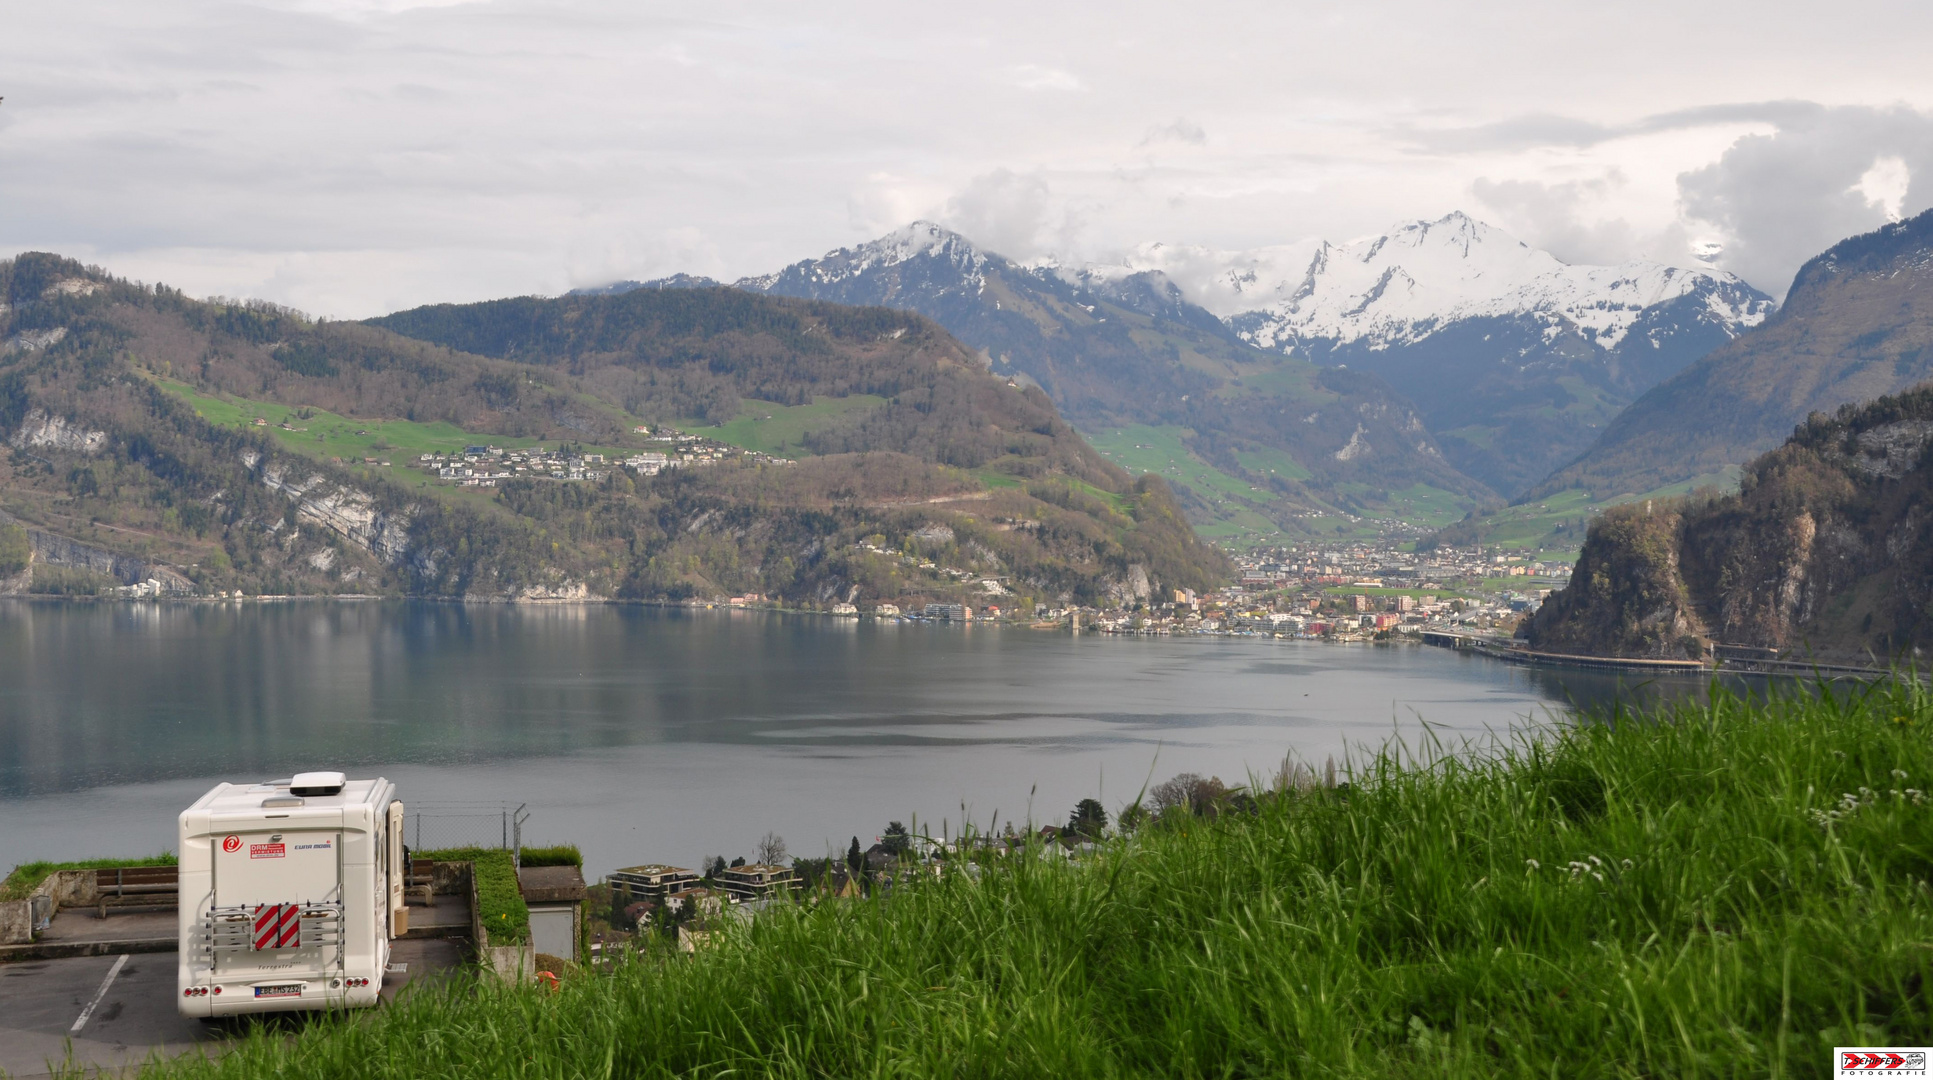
left=1068, top=798, right=1108, bottom=839
left=846, top=836, right=863, bottom=875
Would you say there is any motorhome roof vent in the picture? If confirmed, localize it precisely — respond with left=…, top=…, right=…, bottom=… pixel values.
left=289, top=771, right=347, bottom=797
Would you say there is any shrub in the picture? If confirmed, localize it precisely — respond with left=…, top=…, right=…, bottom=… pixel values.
left=417, top=847, right=528, bottom=945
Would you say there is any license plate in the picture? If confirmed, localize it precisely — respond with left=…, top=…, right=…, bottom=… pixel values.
left=254, top=984, right=302, bottom=999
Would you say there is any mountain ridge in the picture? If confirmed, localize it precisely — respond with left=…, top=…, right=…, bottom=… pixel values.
left=1529, top=207, right=1933, bottom=502
left=0, top=252, right=1228, bottom=606
left=594, top=222, right=1493, bottom=542
left=584, top=213, right=1773, bottom=508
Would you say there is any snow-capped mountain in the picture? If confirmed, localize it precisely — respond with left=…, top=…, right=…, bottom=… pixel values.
left=1124, top=212, right=1772, bottom=355
left=1099, top=213, right=1777, bottom=495
left=719, top=221, right=1491, bottom=527
left=740, top=221, right=994, bottom=298
left=581, top=213, right=1778, bottom=516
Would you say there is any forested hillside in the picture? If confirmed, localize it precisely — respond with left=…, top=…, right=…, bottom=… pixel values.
left=1531, top=208, right=1933, bottom=501
left=0, top=253, right=1226, bottom=606
left=613, top=223, right=1493, bottom=539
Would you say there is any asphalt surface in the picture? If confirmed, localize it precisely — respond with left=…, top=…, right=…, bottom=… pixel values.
left=0, top=939, right=465, bottom=1079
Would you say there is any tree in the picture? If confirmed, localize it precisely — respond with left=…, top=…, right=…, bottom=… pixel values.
left=705, top=856, right=726, bottom=880
left=881, top=821, right=910, bottom=856
left=755, top=831, right=788, bottom=866
left=729, top=856, right=746, bottom=868
left=1148, top=773, right=1204, bottom=815
left=846, top=836, right=863, bottom=875
left=1067, top=798, right=1108, bottom=839
left=1116, top=802, right=1147, bottom=833
left=791, top=857, right=831, bottom=891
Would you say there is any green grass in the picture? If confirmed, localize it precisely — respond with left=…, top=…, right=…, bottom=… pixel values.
left=1, top=853, right=177, bottom=902
left=418, top=847, right=527, bottom=945
left=1377, top=483, right=1472, bottom=530
left=1231, top=445, right=1313, bottom=482
left=678, top=395, right=886, bottom=457
left=1081, top=425, right=1283, bottom=541
left=1445, top=470, right=1745, bottom=554
left=150, top=377, right=639, bottom=498
left=1083, top=424, right=1258, bottom=502
left=519, top=844, right=584, bottom=869
left=146, top=680, right=1933, bottom=1078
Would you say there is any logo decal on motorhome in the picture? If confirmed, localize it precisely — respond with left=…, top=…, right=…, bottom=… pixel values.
left=249, top=843, right=286, bottom=859
left=221, top=835, right=242, bottom=853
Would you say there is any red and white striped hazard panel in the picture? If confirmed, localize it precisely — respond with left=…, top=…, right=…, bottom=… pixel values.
left=252, top=903, right=301, bottom=950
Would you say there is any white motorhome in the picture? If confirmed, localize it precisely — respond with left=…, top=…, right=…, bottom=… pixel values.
left=177, top=771, right=406, bottom=1017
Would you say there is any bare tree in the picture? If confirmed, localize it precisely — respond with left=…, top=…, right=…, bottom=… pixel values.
left=1149, top=773, right=1204, bottom=815
left=755, top=831, right=788, bottom=866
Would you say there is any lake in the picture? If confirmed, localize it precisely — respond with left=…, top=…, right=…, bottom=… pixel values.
left=0, top=600, right=1711, bottom=877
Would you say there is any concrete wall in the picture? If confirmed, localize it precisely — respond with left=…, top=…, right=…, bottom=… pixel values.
left=0, top=870, right=98, bottom=944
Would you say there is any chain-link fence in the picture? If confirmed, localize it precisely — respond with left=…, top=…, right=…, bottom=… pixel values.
left=405, top=802, right=528, bottom=856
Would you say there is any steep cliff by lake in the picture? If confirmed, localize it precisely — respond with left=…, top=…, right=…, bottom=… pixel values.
left=1523, top=384, right=1933, bottom=663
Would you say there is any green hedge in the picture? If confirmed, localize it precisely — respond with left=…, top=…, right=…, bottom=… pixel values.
left=1, top=853, right=178, bottom=902
left=516, top=844, right=582, bottom=868
left=417, top=847, right=528, bottom=945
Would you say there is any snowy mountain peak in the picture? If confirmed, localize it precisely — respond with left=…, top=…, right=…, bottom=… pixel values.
left=740, top=221, right=989, bottom=292
left=1118, top=213, right=1773, bottom=354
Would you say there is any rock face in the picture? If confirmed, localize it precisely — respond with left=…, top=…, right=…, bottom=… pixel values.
left=254, top=458, right=416, bottom=567
left=8, top=409, right=106, bottom=455
left=0, top=509, right=195, bottom=593
left=1523, top=385, right=1933, bottom=662
left=1522, top=505, right=1708, bottom=659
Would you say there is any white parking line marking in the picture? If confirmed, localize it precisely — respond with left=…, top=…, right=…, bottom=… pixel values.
left=70, top=954, right=129, bottom=1036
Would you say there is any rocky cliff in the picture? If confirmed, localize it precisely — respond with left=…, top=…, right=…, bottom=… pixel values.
left=1523, top=384, right=1933, bottom=663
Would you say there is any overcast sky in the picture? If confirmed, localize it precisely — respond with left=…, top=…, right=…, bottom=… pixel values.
left=3, top=0, right=1931, bottom=317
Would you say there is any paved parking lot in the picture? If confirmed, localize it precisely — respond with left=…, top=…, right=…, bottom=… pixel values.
left=0, top=939, right=465, bottom=1079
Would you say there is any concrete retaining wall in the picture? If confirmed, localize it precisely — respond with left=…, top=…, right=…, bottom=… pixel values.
left=0, top=870, right=96, bottom=944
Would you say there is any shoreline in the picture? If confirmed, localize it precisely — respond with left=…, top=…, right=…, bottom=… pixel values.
left=1423, top=629, right=1895, bottom=679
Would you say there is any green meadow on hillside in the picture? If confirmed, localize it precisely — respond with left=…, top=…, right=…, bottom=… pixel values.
left=150, top=679, right=1933, bottom=1079
left=677, top=394, right=887, bottom=458
left=151, top=377, right=639, bottom=500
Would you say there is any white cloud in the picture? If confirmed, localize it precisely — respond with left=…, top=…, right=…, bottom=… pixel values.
left=1002, top=64, right=1085, bottom=93
left=1856, top=155, right=1912, bottom=220
left=1677, top=105, right=1933, bottom=296
left=2, top=1, right=1932, bottom=314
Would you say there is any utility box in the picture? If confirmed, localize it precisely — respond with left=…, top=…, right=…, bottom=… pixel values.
left=517, top=865, right=586, bottom=963
left=176, top=771, right=405, bottom=1017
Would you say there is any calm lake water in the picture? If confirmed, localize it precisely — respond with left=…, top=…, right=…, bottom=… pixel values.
left=0, top=600, right=1714, bottom=877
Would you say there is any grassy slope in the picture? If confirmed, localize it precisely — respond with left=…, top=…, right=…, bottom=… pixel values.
left=151, top=376, right=639, bottom=506
left=155, top=681, right=1933, bottom=1078
left=1081, top=424, right=1474, bottom=542
left=1083, top=424, right=1279, bottom=540
left=1435, top=469, right=1741, bottom=556
left=678, top=395, right=886, bottom=458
